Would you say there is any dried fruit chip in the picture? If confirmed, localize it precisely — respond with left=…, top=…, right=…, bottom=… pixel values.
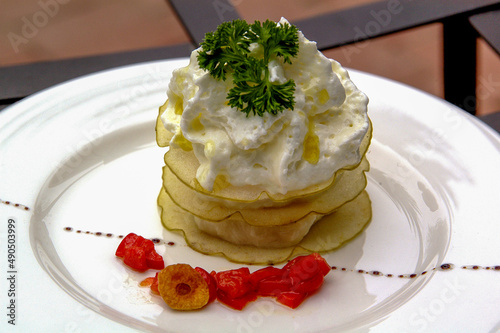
left=158, top=264, right=209, bottom=310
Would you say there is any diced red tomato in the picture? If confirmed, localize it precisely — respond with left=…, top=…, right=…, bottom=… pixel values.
left=214, top=267, right=252, bottom=299
left=150, top=273, right=159, bottom=295
left=285, top=253, right=331, bottom=281
left=123, top=244, right=148, bottom=271
left=248, top=266, right=283, bottom=288
left=139, top=273, right=160, bottom=295
left=256, top=275, right=292, bottom=297
left=115, top=233, right=139, bottom=257
left=116, top=233, right=164, bottom=271
left=146, top=250, right=165, bottom=270
left=290, top=273, right=324, bottom=294
left=139, top=276, right=155, bottom=287
left=310, top=253, right=331, bottom=276
left=276, top=291, right=308, bottom=309
left=282, top=255, right=303, bottom=271
left=286, top=255, right=320, bottom=280
left=136, top=236, right=155, bottom=254
left=216, top=289, right=258, bottom=310
left=195, top=267, right=217, bottom=304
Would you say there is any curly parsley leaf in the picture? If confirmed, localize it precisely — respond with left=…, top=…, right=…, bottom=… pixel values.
left=197, top=19, right=299, bottom=116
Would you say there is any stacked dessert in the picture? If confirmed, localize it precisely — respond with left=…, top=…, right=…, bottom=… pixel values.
left=156, top=18, right=372, bottom=264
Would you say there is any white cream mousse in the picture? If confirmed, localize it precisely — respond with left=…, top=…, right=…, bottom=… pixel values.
left=161, top=18, right=370, bottom=195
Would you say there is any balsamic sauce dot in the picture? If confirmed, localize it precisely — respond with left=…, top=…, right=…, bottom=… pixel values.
left=60, top=226, right=500, bottom=277
left=2, top=200, right=31, bottom=211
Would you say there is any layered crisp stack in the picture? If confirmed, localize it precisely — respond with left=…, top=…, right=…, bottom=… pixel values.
left=156, top=18, right=372, bottom=264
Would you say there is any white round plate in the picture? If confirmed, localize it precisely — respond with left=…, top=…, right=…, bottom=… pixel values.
left=1, top=59, right=499, bottom=332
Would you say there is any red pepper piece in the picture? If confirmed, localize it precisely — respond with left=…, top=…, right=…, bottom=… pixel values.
left=195, top=267, right=217, bottom=304
left=285, top=253, right=331, bottom=281
left=290, top=273, right=324, bottom=294
left=282, top=255, right=303, bottom=271
left=116, top=233, right=164, bottom=271
left=150, top=273, right=159, bottom=295
left=286, top=255, right=319, bottom=280
left=215, top=267, right=252, bottom=299
left=115, top=233, right=139, bottom=257
left=139, top=273, right=160, bottom=295
left=136, top=236, right=155, bottom=254
left=216, top=289, right=258, bottom=311
left=123, top=243, right=148, bottom=271
left=310, top=253, right=331, bottom=277
left=256, top=275, right=292, bottom=297
left=139, top=276, right=155, bottom=287
left=276, top=291, right=308, bottom=309
left=146, top=250, right=165, bottom=270
left=126, top=236, right=154, bottom=271
left=248, top=266, right=283, bottom=288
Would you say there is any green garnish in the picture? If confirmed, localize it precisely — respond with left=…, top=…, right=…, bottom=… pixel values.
left=197, top=19, right=299, bottom=117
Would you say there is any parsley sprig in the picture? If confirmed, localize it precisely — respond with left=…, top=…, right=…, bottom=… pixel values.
left=197, top=19, right=299, bottom=117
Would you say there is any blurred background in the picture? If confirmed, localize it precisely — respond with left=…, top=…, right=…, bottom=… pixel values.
left=1, top=0, right=499, bottom=116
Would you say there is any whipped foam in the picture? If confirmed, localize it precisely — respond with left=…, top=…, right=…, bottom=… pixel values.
left=161, top=18, right=369, bottom=195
